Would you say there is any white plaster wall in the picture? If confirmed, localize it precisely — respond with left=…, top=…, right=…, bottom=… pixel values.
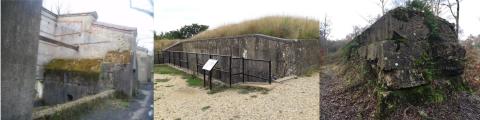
left=78, top=24, right=135, bottom=59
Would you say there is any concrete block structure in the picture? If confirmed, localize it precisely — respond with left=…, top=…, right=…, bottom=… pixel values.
left=1, top=1, right=43, bottom=119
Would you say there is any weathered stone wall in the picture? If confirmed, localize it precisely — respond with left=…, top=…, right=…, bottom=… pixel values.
left=42, top=71, right=110, bottom=105
left=345, top=8, right=464, bottom=90
left=163, top=34, right=320, bottom=79
left=1, top=1, right=43, bottom=119
left=109, top=64, right=136, bottom=97
left=35, top=8, right=139, bottom=102
left=36, top=8, right=137, bottom=81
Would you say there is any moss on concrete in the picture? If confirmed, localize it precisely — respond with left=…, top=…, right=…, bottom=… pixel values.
left=44, top=59, right=102, bottom=82
left=104, top=50, right=131, bottom=64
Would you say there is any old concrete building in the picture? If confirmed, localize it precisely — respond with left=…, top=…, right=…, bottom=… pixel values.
left=35, top=8, right=145, bottom=105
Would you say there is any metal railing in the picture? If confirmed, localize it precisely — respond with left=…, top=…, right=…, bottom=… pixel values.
left=155, top=51, right=272, bottom=86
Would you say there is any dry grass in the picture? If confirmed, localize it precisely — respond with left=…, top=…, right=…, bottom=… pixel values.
left=464, top=47, right=480, bottom=94
left=104, top=50, right=131, bottom=64
left=191, top=16, right=319, bottom=40
left=45, top=59, right=102, bottom=73
left=154, top=40, right=178, bottom=52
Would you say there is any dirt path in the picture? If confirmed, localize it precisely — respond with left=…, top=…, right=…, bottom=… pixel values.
left=154, top=73, right=319, bottom=120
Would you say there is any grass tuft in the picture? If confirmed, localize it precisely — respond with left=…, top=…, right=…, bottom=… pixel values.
left=201, top=106, right=211, bottom=111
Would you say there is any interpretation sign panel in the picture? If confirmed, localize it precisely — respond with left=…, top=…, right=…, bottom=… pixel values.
left=202, top=59, right=218, bottom=71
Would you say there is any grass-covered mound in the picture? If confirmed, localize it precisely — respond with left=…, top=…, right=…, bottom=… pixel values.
left=45, top=59, right=102, bottom=80
left=191, top=16, right=319, bottom=40
left=154, top=40, right=177, bottom=52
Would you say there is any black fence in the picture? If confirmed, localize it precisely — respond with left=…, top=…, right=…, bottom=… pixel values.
left=155, top=51, right=272, bottom=86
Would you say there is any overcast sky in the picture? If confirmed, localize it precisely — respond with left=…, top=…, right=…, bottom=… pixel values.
left=43, top=0, right=154, bottom=53
left=155, top=0, right=480, bottom=40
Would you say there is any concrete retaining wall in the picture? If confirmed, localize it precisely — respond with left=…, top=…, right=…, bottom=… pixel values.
left=43, top=71, right=110, bottom=105
left=162, top=34, right=321, bottom=79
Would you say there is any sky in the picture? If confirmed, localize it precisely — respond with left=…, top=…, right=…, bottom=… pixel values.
left=155, top=0, right=480, bottom=40
left=43, top=0, right=154, bottom=54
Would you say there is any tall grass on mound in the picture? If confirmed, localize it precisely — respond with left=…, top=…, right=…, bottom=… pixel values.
left=191, top=16, right=319, bottom=40
left=154, top=40, right=177, bottom=52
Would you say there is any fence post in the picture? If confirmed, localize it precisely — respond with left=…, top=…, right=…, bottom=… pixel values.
left=209, top=70, right=212, bottom=90
left=156, top=52, right=159, bottom=64
left=242, top=57, right=245, bottom=83
left=203, top=70, right=206, bottom=87
left=186, top=53, right=189, bottom=71
left=229, top=56, right=232, bottom=87
left=195, top=53, right=198, bottom=75
left=268, top=61, right=271, bottom=84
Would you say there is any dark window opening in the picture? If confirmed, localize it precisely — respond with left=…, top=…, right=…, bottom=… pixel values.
left=67, top=94, right=73, bottom=101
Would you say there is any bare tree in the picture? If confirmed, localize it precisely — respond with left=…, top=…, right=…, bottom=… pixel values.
left=443, top=0, right=460, bottom=36
left=425, top=0, right=445, bottom=15
left=320, top=15, right=332, bottom=41
left=378, top=0, right=390, bottom=15
left=47, top=0, right=71, bottom=15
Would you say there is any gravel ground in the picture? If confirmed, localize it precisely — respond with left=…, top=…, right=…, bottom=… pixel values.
left=154, top=73, right=319, bottom=120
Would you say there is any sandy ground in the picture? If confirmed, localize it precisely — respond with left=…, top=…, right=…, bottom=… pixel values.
left=154, top=73, right=319, bottom=120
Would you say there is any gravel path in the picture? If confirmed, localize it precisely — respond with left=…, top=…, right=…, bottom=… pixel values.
left=79, top=82, right=154, bottom=120
left=154, top=73, right=319, bottom=120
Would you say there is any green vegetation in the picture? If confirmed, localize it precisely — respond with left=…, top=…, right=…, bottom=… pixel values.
left=154, top=64, right=187, bottom=75
left=154, top=40, right=177, bottom=52
left=154, top=24, right=209, bottom=40
left=301, top=66, right=320, bottom=77
left=191, top=16, right=319, bottom=40
left=405, top=0, right=439, bottom=39
left=44, top=59, right=102, bottom=80
left=38, top=93, right=128, bottom=120
left=186, top=76, right=203, bottom=87
left=154, top=64, right=203, bottom=87
left=341, top=40, right=360, bottom=62
left=38, top=98, right=103, bottom=120
left=201, top=106, right=211, bottom=111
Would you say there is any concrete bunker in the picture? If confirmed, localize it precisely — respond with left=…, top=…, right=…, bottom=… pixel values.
left=156, top=34, right=321, bottom=83
left=339, top=7, right=469, bottom=118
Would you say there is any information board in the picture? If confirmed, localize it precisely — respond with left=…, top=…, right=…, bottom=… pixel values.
left=202, top=59, right=218, bottom=71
